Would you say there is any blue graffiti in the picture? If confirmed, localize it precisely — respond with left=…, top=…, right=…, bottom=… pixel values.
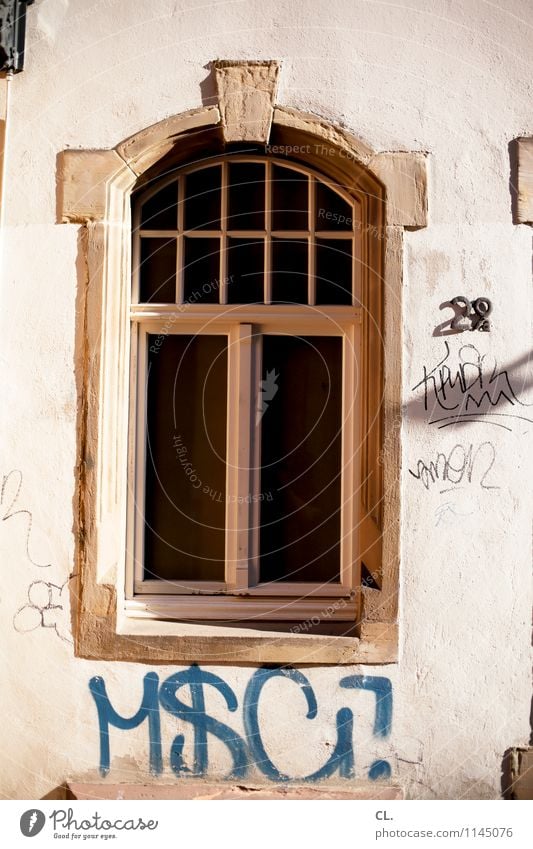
left=160, top=665, right=248, bottom=779
left=368, top=759, right=392, bottom=781
left=89, top=665, right=393, bottom=782
left=304, top=707, right=355, bottom=781
left=89, top=673, right=162, bottom=777
left=340, top=675, right=393, bottom=737
left=243, top=667, right=317, bottom=781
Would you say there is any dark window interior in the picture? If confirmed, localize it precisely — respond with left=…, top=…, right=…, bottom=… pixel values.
left=271, top=239, right=308, bottom=304
left=144, top=334, right=228, bottom=582
left=259, top=335, right=342, bottom=584
left=140, top=181, right=178, bottom=230
left=228, top=162, right=265, bottom=230
left=315, top=181, right=353, bottom=231
left=272, top=164, right=308, bottom=230
left=184, top=165, right=222, bottom=231
left=183, top=237, right=220, bottom=304
left=139, top=238, right=176, bottom=303
left=316, top=239, right=353, bottom=305
left=227, top=238, right=265, bottom=303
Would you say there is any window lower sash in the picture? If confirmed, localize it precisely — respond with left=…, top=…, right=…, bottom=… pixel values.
left=128, top=318, right=361, bottom=613
left=134, top=580, right=351, bottom=597
left=125, top=594, right=357, bottom=621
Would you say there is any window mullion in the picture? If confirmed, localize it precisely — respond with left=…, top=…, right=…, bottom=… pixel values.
left=308, top=176, right=316, bottom=305
left=131, top=324, right=148, bottom=593
left=220, top=161, right=229, bottom=305
left=340, top=324, right=360, bottom=595
left=248, top=334, right=262, bottom=586
left=176, top=176, right=184, bottom=303
left=132, top=203, right=141, bottom=304
left=353, top=197, right=362, bottom=307
left=265, top=160, right=272, bottom=304
left=225, top=323, right=253, bottom=590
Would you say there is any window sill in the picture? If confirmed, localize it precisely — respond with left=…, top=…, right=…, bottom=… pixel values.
left=75, top=602, right=398, bottom=665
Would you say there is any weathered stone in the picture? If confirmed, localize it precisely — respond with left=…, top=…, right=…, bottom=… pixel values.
left=370, top=151, right=428, bottom=228
left=515, top=137, right=533, bottom=224
left=273, top=105, right=373, bottom=164
left=115, top=107, right=221, bottom=175
left=57, top=149, right=129, bottom=223
left=215, top=60, right=279, bottom=143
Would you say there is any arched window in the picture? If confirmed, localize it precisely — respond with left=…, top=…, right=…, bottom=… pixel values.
left=59, top=82, right=426, bottom=659
left=57, top=60, right=427, bottom=664
left=127, top=155, right=378, bottom=626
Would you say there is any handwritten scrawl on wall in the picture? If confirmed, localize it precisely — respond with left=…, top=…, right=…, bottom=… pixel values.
left=411, top=341, right=532, bottom=431
left=89, top=667, right=393, bottom=783
left=2, top=469, right=74, bottom=643
left=409, top=342, right=532, bottom=525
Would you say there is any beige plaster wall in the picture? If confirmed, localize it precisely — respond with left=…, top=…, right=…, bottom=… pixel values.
left=0, top=0, right=532, bottom=799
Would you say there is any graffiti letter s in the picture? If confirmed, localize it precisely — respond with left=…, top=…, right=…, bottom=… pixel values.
left=159, top=665, right=248, bottom=779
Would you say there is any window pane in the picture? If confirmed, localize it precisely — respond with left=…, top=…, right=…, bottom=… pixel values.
left=139, top=238, right=176, bottom=303
left=140, top=181, right=178, bottom=230
left=144, top=334, right=227, bottom=582
left=227, top=237, right=264, bottom=303
left=315, top=181, right=353, bottom=231
left=228, top=162, right=265, bottom=230
left=259, top=335, right=342, bottom=584
left=272, top=165, right=308, bottom=230
left=271, top=239, right=308, bottom=304
left=316, top=239, right=352, bottom=305
left=183, top=237, right=221, bottom=304
left=184, top=165, right=221, bottom=230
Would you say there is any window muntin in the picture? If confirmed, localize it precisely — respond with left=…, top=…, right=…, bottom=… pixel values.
left=133, top=157, right=362, bottom=307
left=128, top=156, right=364, bottom=622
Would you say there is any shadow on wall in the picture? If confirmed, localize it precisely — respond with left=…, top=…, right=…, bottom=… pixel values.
left=199, top=63, right=218, bottom=107
left=501, top=748, right=515, bottom=799
left=41, top=785, right=68, bottom=801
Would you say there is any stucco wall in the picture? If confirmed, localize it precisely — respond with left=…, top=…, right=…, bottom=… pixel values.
left=1, top=0, right=532, bottom=799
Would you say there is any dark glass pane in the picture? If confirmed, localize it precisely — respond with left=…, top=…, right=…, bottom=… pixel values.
left=271, top=239, right=308, bottom=304
left=144, top=335, right=227, bottom=582
left=227, top=238, right=264, bottom=303
left=139, top=238, right=176, bottom=303
left=140, top=181, right=178, bottom=230
left=183, top=238, right=220, bottom=304
left=316, top=239, right=352, bottom=305
left=228, top=162, right=265, bottom=230
left=259, top=335, right=342, bottom=584
left=272, top=165, right=308, bottom=230
left=315, top=181, right=353, bottom=231
left=184, top=166, right=221, bottom=230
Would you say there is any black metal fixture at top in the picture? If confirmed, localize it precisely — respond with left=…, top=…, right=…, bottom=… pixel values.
left=0, top=0, right=34, bottom=73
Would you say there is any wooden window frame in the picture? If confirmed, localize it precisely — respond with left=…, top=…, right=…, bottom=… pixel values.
left=57, top=93, right=428, bottom=663
left=128, top=157, right=362, bottom=623
left=127, top=318, right=360, bottom=622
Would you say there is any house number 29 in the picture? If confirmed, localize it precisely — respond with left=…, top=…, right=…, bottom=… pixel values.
left=450, top=296, right=492, bottom=332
